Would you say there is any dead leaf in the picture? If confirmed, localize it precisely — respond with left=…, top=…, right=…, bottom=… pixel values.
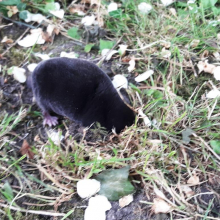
left=20, top=140, right=34, bottom=159
left=128, top=57, right=135, bottom=72
left=42, top=32, right=52, bottom=43
left=187, top=174, right=200, bottom=185
left=135, top=70, right=154, bottom=82
left=108, top=2, right=118, bottom=12
left=197, top=60, right=216, bottom=74
left=180, top=185, right=194, bottom=198
left=138, top=2, right=152, bottom=14
left=169, top=8, right=177, bottom=17
left=6, top=6, right=18, bottom=17
left=152, top=198, right=172, bottom=214
left=119, top=194, right=133, bottom=208
left=161, top=48, right=171, bottom=58
left=1, top=36, right=13, bottom=44
left=69, top=5, right=86, bottom=15
left=18, top=28, right=45, bottom=47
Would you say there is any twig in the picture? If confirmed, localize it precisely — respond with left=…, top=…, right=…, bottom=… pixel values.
left=0, top=203, right=65, bottom=217
left=126, top=40, right=167, bottom=52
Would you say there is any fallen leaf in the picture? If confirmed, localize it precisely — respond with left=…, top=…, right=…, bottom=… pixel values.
left=20, top=140, right=34, bottom=159
left=8, top=66, right=26, bottom=83
left=101, top=49, right=118, bottom=60
left=197, top=60, right=216, bottom=74
left=47, top=129, right=64, bottom=145
left=42, top=32, right=52, bottom=43
left=189, top=39, right=200, bottom=48
left=161, top=48, right=171, bottom=58
left=112, top=74, right=128, bottom=90
left=187, top=174, right=200, bottom=185
left=27, top=63, right=38, bottom=72
left=161, top=0, right=175, bottom=6
left=108, top=2, right=118, bottom=13
left=60, top=51, right=78, bottom=59
left=18, top=28, right=45, bottom=47
left=161, top=41, right=171, bottom=49
left=34, top=53, right=50, bottom=60
left=22, top=11, right=47, bottom=23
left=46, top=24, right=55, bottom=37
left=152, top=198, right=172, bottom=214
left=138, top=2, right=152, bottom=14
left=84, top=195, right=111, bottom=220
left=213, top=66, right=220, bottom=80
left=69, top=5, right=86, bottom=16
left=95, top=166, right=135, bottom=201
left=77, top=179, right=101, bottom=198
left=6, top=6, right=18, bottom=17
left=138, top=109, right=152, bottom=127
left=128, top=57, right=135, bottom=72
left=118, top=44, right=127, bottom=56
left=81, top=14, right=96, bottom=26
left=1, top=36, right=13, bottom=44
left=180, top=185, right=194, bottom=198
left=49, top=2, right=65, bottom=19
left=169, top=8, right=177, bottom=17
left=206, top=89, right=220, bottom=99
left=135, top=70, right=154, bottom=82
left=119, top=194, right=133, bottom=208
left=84, top=207, right=106, bottom=220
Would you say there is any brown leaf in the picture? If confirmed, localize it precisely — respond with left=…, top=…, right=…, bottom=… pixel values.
left=187, top=174, right=200, bottom=185
left=119, top=194, right=133, bottom=208
left=152, top=198, right=172, bottom=214
left=1, top=36, right=14, bottom=44
left=42, top=32, right=52, bottom=43
left=20, top=139, right=34, bottom=159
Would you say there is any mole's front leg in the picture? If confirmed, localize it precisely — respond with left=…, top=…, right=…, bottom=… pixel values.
left=43, top=111, right=58, bottom=127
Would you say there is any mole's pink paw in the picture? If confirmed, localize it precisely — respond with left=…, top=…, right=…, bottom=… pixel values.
left=43, top=114, right=58, bottom=127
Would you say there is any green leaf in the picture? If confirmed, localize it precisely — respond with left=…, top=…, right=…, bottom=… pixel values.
left=152, top=90, right=163, bottom=99
left=129, top=83, right=141, bottom=94
left=17, top=3, right=26, bottom=11
left=210, top=140, right=220, bottom=154
left=0, top=0, right=20, bottom=6
left=0, top=182, right=14, bottom=202
left=201, top=0, right=217, bottom=8
left=19, top=10, right=28, bottom=20
left=212, top=6, right=220, bottom=16
left=99, top=39, right=115, bottom=51
left=84, top=43, right=95, bottom=53
left=45, top=2, right=57, bottom=12
left=95, top=166, right=135, bottom=201
left=67, top=27, right=81, bottom=40
left=109, top=9, right=122, bottom=19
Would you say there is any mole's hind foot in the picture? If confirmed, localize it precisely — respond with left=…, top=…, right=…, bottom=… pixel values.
left=43, top=112, right=58, bottom=127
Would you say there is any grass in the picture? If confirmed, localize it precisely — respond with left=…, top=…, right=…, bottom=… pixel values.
left=1, top=0, right=220, bottom=219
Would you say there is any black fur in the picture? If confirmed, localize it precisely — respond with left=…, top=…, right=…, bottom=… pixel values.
left=32, top=57, right=135, bottom=133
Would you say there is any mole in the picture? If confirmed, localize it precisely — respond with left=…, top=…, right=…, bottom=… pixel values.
left=31, top=57, right=135, bottom=133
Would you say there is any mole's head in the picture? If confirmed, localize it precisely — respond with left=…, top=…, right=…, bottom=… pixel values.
left=107, top=104, right=135, bottom=133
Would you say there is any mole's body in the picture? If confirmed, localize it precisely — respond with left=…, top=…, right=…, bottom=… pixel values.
left=32, top=57, right=135, bottom=133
